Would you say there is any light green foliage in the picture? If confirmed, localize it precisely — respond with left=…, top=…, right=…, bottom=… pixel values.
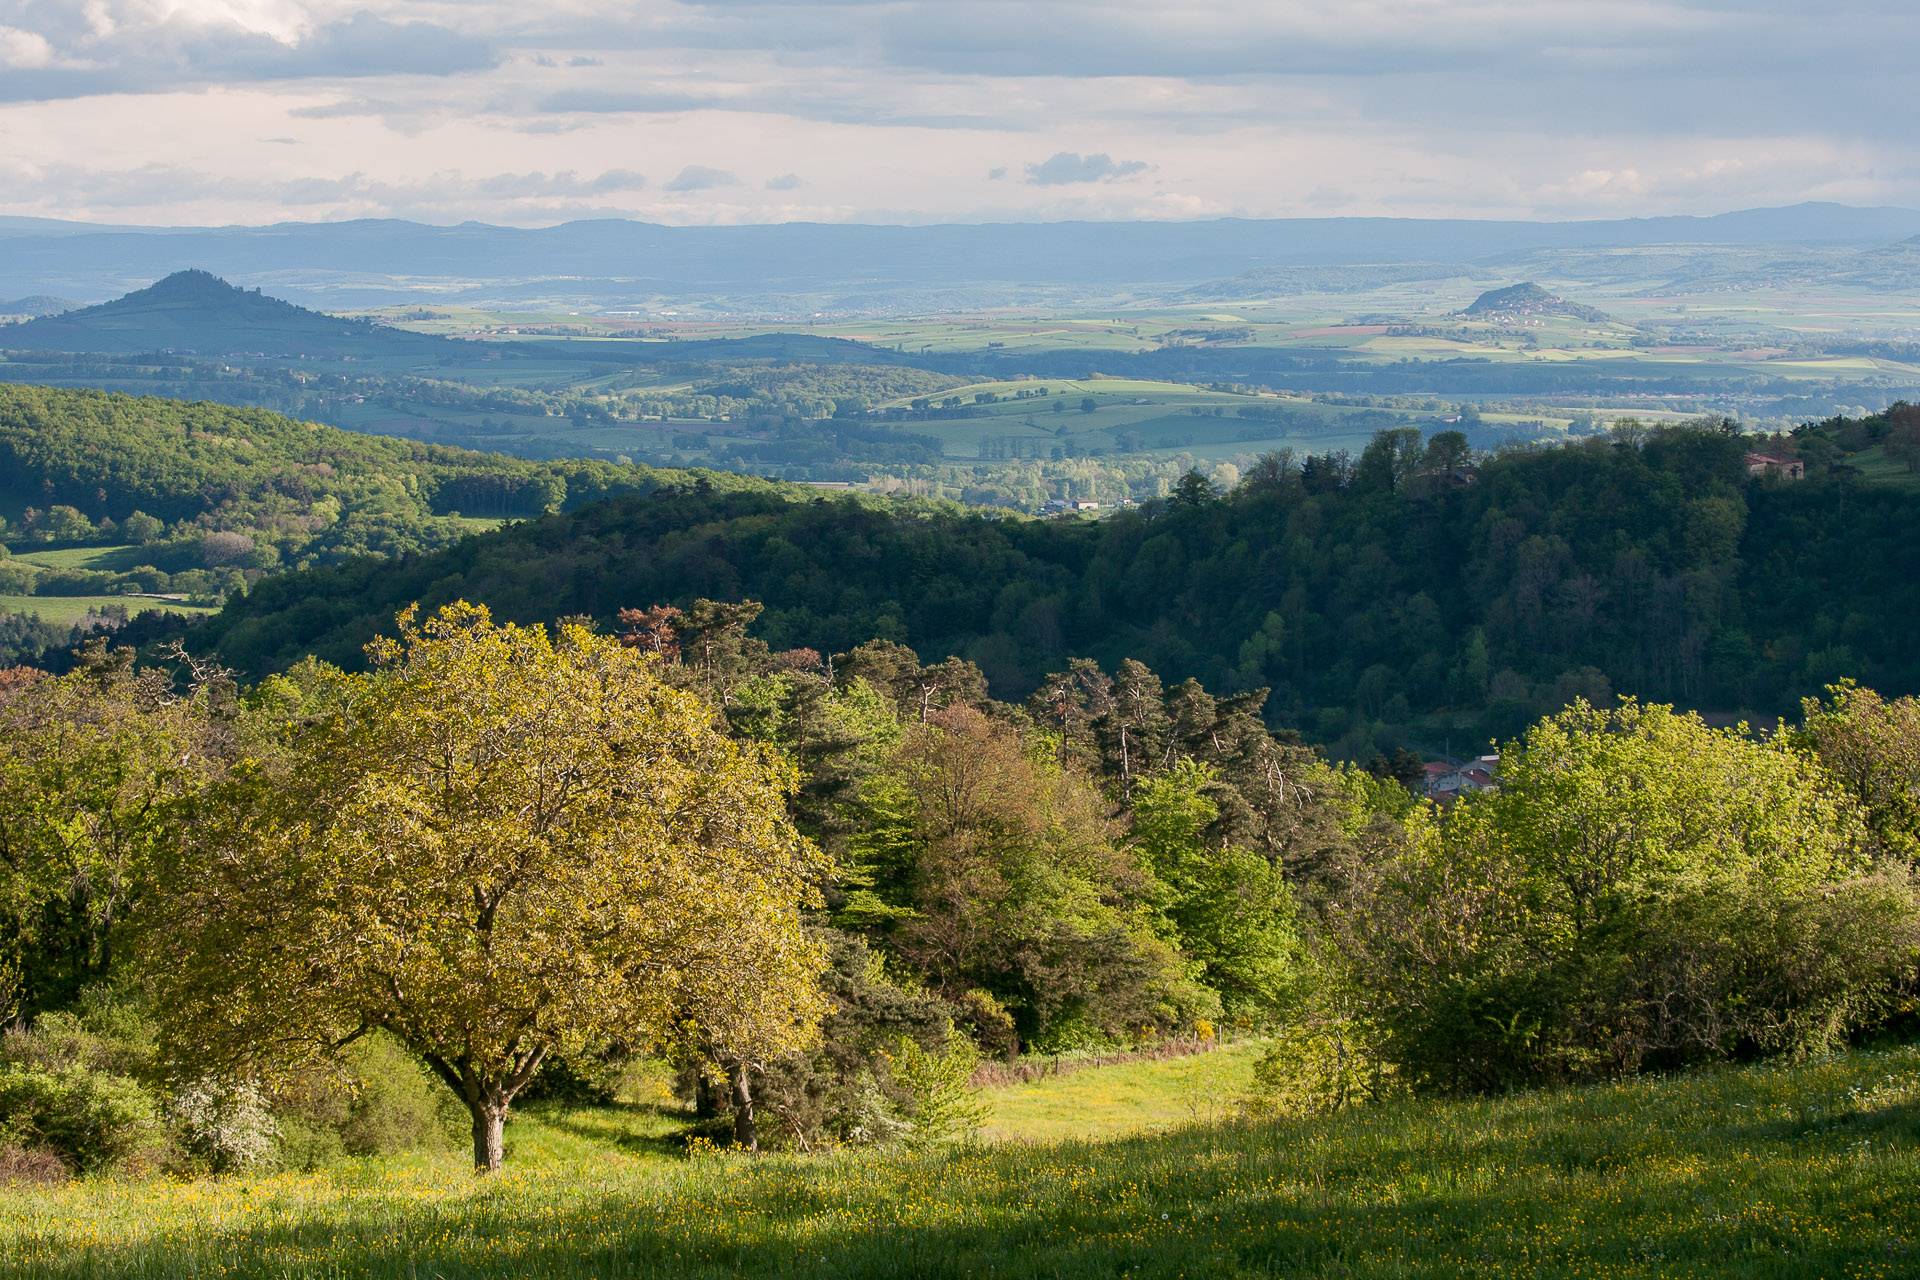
left=1334, top=699, right=1920, bottom=1089
left=863, top=706, right=1210, bottom=1051
left=1798, top=680, right=1920, bottom=863
left=0, top=1064, right=160, bottom=1175
left=882, top=1033, right=987, bottom=1150
left=0, top=655, right=213, bottom=1020
left=271, top=1033, right=461, bottom=1168
left=1246, top=946, right=1398, bottom=1119
left=1131, top=761, right=1304, bottom=1018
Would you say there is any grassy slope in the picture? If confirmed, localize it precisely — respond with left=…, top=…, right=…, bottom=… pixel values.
left=980, top=1041, right=1264, bottom=1142
left=0, top=594, right=216, bottom=627
left=3, top=1043, right=1916, bottom=1279
left=1849, top=444, right=1920, bottom=493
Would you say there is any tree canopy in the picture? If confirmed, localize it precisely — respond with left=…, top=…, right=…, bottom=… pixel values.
left=142, top=603, right=827, bottom=1169
left=192, top=423, right=1920, bottom=754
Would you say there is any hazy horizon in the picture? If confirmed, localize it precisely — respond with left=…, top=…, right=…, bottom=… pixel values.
left=9, top=198, right=1920, bottom=236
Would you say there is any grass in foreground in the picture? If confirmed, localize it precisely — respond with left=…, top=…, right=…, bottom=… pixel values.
left=2, top=1044, right=1916, bottom=1279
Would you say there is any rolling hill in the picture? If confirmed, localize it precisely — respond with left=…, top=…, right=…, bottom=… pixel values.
left=1460, top=281, right=1611, bottom=323
left=0, top=269, right=451, bottom=358
left=0, top=295, right=75, bottom=320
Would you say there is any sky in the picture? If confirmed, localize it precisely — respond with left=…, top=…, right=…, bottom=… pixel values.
left=0, top=0, right=1916, bottom=227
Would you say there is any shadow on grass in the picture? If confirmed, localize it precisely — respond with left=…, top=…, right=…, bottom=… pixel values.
left=530, top=1101, right=698, bottom=1159
left=1725, top=1096, right=1920, bottom=1147
left=21, top=1046, right=1920, bottom=1280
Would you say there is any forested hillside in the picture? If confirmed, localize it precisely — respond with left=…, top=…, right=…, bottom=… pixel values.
left=0, top=385, right=801, bottom=663
left=0, top=383, right=779, bottom=568
left=199, top=417, right=1920, bottom=753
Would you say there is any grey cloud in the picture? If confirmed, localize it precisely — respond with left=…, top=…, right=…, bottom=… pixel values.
left=764, top=173, right=805, bottom=190
left=538, top=88, right=716, bottom=114
left=643, top=1, right=1920, bottom=143
left=477, top=170, right=648, bottom=197
left=1023, top=153, right=1150, bottom=186
left=535, top=84, right=1015, bottom=131
left=665, top=165, right=740, bottom=192
left=0, top=8, right=497, bottom=102
left=258, top=13, right=498, bottom=79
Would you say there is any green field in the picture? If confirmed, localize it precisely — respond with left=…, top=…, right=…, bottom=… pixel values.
left=10, top=545, right=134, bottom=571
left=4, top=1042, right=1915, bottom=1278
left=0, top=594, right=216, bottom=627
left=876, top=377, right=1429, bottom=460
left=1846, top=444, right=1920, bottom=492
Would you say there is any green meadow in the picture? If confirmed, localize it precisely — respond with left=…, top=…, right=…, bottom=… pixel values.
left=0, top=594, right=215, bottom=628
left=876, top=377, right=1417, bottom=459
left=4, top=1042, right=1915, bottom=1279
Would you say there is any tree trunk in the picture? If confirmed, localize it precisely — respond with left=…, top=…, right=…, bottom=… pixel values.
left=730, top=1062, right=758, bottom=1152
left=471, top=1103, right=507, bottom=1173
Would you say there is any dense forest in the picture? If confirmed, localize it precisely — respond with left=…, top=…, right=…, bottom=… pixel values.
left=195, top=414, right=1920, bottom=755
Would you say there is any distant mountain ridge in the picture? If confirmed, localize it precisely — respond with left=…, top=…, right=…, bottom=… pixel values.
left=0, top=269, right=448, bottom=357
left=0, top=295, right=74, bottom=320
left=2, top=202, right=1918, bottom=307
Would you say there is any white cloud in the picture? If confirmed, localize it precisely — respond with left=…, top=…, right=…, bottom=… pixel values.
left=0, top=23, right=54, bottom=66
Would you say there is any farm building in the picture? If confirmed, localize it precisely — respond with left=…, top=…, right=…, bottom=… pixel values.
left=1744, top=451, right=1805, bottom=480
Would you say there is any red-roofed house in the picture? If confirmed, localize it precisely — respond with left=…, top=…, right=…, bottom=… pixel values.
left=1745, top=451, right=1805, bottom=480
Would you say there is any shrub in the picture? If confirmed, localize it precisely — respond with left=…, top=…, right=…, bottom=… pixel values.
left=883, top=1033, right=987, bottom=1150
left=745, top=932, right=956, bottom=1151
left=0, top=1002, right=158, bottom=1081
left=167, top=1079, right=278, bottom=1174
left=0, top=1064, right=162, bottom=1173
left=337, top=1038, right=461, bottom=1156
left=1246, top=951, right=1397, bottom=1118
left=1332, top=700, right=1920, bottom=1091
left=954, top=989, right=1018, bottom=1061
left=270, top=1034, right=460, bottom=1167
left=0, top=1141, right=68, bottom=1185
left=1798, top=683, right=1920, bottom=864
